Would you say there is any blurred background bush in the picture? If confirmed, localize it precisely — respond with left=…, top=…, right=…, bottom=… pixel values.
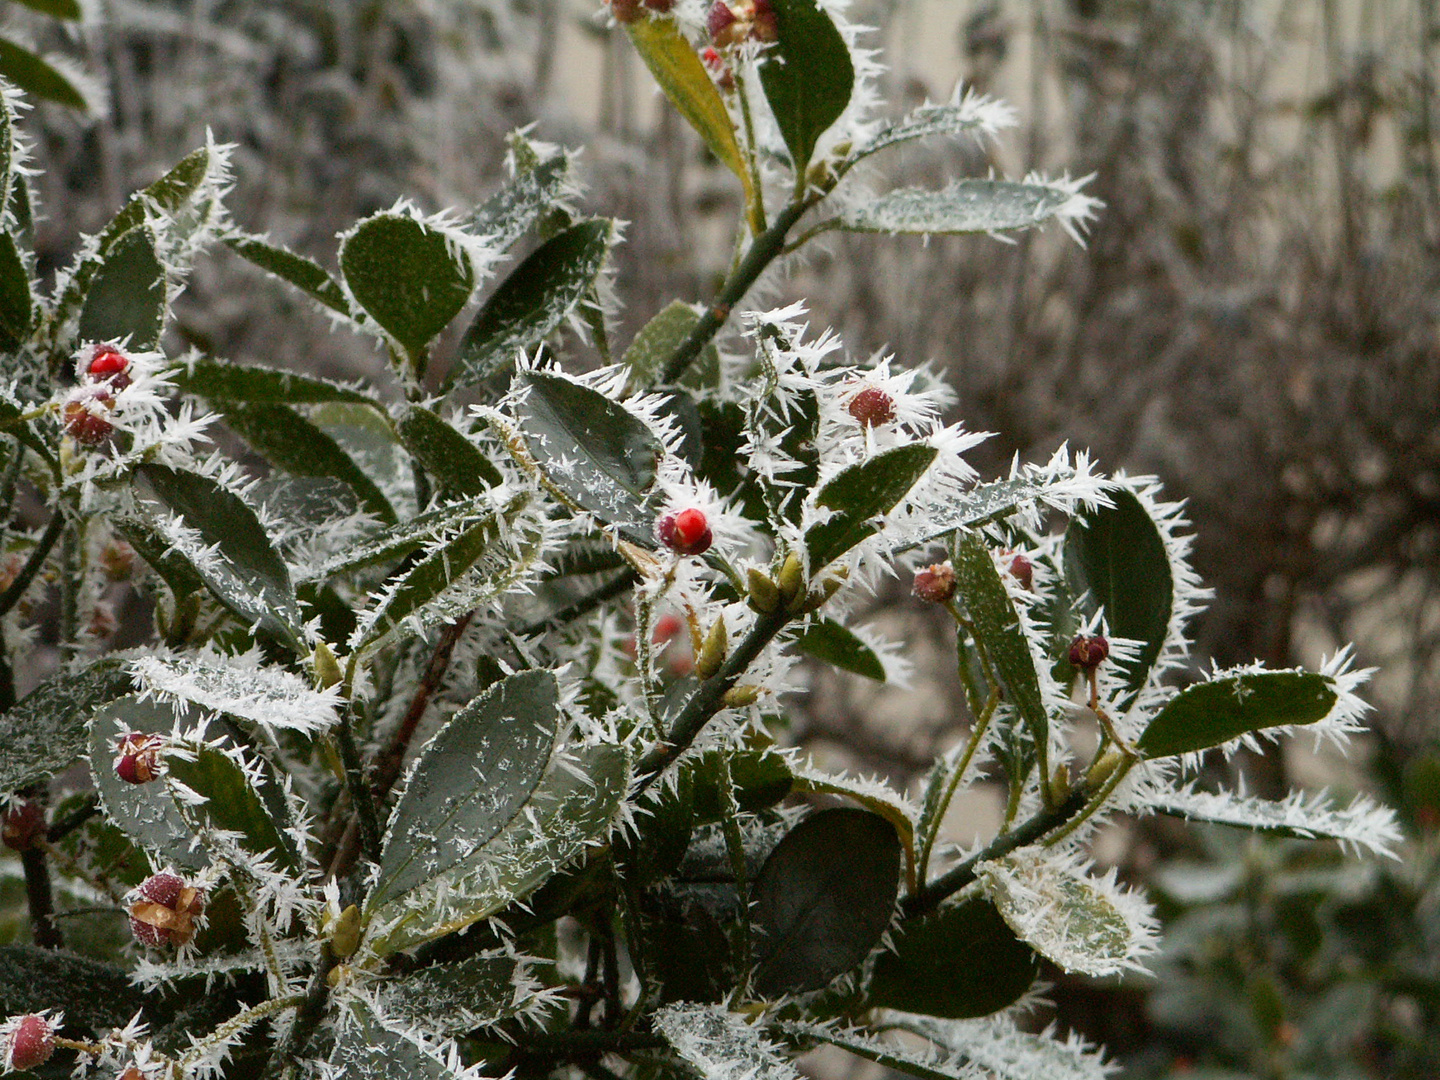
left=8, top=0, right=1440, bottom=1076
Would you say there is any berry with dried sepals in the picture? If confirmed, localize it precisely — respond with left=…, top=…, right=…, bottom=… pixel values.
left=657, top=507, right=713, bottom=556
left=847, top=385, right=896, bottom=427
left=3, top=1013, right=55, bottom=1071
left=913, top=562, right=957, bottom=604
left=113, top=732, right=164, bottom=785
left=1, top=801, right=44, bottom=852
left=128, top=871, right=205, bottom=947
left=62, top=391, right=115, bottom=446
left=708, top=1, right=740, bottom=45
left=750, top=0, right=778, bottom=42
left=1068, top=634, right=1109, bottom=671
left=99, top=540, right=137, bottom=582
left=642, top=0, right=674, bottom=10
left=86, top=343, right=132, bottom=390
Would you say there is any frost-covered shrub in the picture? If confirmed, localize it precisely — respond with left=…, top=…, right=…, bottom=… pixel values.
left=0, top=2, right=1401, bottom=1078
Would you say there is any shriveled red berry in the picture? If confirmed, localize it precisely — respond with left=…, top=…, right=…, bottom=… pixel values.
left=63, top=394, right=115, bottom=446
left=5, top=1014, right=55, bottom=1071
left=1007, top=553, right=1033, bottom=591
left=750, top=0, right=779, bottom=42
left=1068, top=634, right=1109, bottom=671
left=642, top=0, right=674, bottom=10
left=708, top=1, right=740, bottom=45
left=1, top=801, right=44, bottom=852
left=609, top=0, right=641, bottom=21
left=847, top=386, right=895, bottom=427
left=913, top=562, right=957, bottom=603
left=114, top=732, right=164, bottom=785
left=658, top=508, right=713, bottom=556
left=128, top=871, right=205, bottom=947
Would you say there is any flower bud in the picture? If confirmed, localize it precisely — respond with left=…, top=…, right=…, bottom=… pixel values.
left=114, top=732, right=164, bottom=785
left=847, top=385, right=895, bottom=427
left=128, top=871, right=206, bottom=947
left=1068, top=634, right=1109, bottom=672
left=695, top=618, right=728, bottom=680
left=912, top=562, right=956, bottom=604
left=4, top=1014, right=55, bottom=1071
left=776, top=552, right=805, bottom=607
left=657, top=507, right=713, bottom=556
left=328, top=903, right=362, bottom=960
left=1, top=801, right=44, bottom=852
left=312, top=642, right=344, bottom=690
left=722, top=684, right=760, bottom=708
left=746, top=567, right=780, bottom=614
left=87, top=343, right=132, bottom=390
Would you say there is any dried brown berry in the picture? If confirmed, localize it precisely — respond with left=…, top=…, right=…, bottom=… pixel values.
left=609, top=0, right=641, bottom=21
left=1007, top=553, right=1033, bottom=591
left=658, top=508, right=713, bottom=556
left=642, top=0, right=674, bottom=10
left=847, top=385, right=895, bottom=427
left=114, top=732, right=164, bottom=785
left=63, top=393, right=115, bottom=446
left=913, top=562, right=957, bottom=603
left=128, top=871, right=206, bottom=947
left=707, top=1, right=740, bottom=45
left=1068, top=634, right=1109, bottom=671
left=1, top=801, right=44, bottom=852
left=5, top=1014, right=55, bottom=1071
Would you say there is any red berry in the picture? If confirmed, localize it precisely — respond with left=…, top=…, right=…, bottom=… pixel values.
left=658, top=508, right=713, bottom=556
left=847, top=386, right=895, bottom=427
left=1, top=801, right=44, bottom=852
left=1068, top=634, right=1109, bottom=671
left=642, top=0, right=674, bottom=10
left=114, top=732, right=164, bottom=785
left=5, top=1014, right=55, bottom=1071
left=129, top=872, right=205, bottom=947
left=87, top=344, right=132, bottom=390
left=63, top=394, right=115, bottom=446
left=119, top=1068, right=146, bottom=1080
left=652, top=613, right=685, bottom=644
left=708, top=1, right=740, bottom=45
left=1007, top=553, right=1033, bottom=591
left=913, top=562, right=957, bottom=603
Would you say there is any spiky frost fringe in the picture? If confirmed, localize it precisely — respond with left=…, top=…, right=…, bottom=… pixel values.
left=877, top=1010, right=1117, bottom=1080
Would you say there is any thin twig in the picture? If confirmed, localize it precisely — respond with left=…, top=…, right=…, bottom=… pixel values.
left=0, top=507, right=65, bottom=620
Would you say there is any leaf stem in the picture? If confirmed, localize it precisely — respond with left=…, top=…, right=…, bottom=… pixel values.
left=0, top=506, right=65, bottom=619
left=902, top=787, right=1088, bottom=919
left=635, top=606, right=790, bottom=790
left=20, top=841, right=62, bottom=948
left=916, top=686, right=999, bottom=884
left=334, top=705, right=383, bottom=864
left=659, top=194, right=819, bottom=384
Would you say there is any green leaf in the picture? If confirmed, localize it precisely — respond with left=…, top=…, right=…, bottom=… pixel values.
left=1137, top=671, right=1338, bottom=760
left=1146, top=785, right=1400, bottom=858
left=788, top=764, right=917, bottom=864
left=102, top=146, right=215, bottom=251
left=8, top=0, right=83, bottom=18
left=339, top=212, right=475, bottom=358
left=869, top=898, right=1037, bottom=1017
left=219, top=402, right=397, bottom=523
left=366, top=741, right=629, bottom=956
left=222, top=233, right=349, bottom=315
left=309, top=401, right=415, bottom=513
left=0, top=230, right=32, bottom=352
left=750, top=807, right=901, bottom=996
left=854, top=100, right=1002, bottom=162
left=447, top=220, right=612, bottom=392
left=655, top=1004, right=803, bottom=1080
left=330, top=998, right=469, bottom=1080
left=516, top=369, right=663, bottom=541
left=1065, top=488, right=1172, bottom=704
left=838, top=179, right=1077, bottom=235
left=384, top=951, right=553, bottom=1034
left=0, top=39, right=88, bottom=110
left=397, top=404, right=502, bottom=495
left=305, top=493, right=506, bottom=581
left=0, top=659, right=133, bottom=793
left=952, top=531, right=1048, bottom=748
left=77, top=226, right=165, bottom=347
left=780, top=1022, right=991, bottom=1080
left=793, top=619, right=885, bottom=681
left=979, top=846, right=1149, bottom=977
left=351, top=490, right=532, bottom=653
left=626, top=18, right=755, bottom=213
left=622, top=300, right=705, bottom=391
left=133, top=464, right=303, bottom=648
left=371, top=671, right=559, bottom=911
left=805, top=444, right=937, bottom=567
left=688, top=748, right=793, bottom=821
left=884, top=1013, right=1112, bottom=1080
left=898, top=474, right=1084, bottom=553
left=89, top=695, right=206, bottom=869
left=0, top=947, right=144, bottom=1034
left=758, top=0, right=854, bottom=175
left=463, top=151, right=572, bottom=251
left=168, top=357, right=379, bottom=407
left=166, top=740, right=302, bottom=872
left=112, top=510, right=206, bottom=600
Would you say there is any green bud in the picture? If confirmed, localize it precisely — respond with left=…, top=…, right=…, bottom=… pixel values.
left=329, top=903, right=362, bottom=959
left=695, top=618, right=729, bottom=680
left=777, top=552, right=806, bottom=609
left=722, top=684, right=760, bottom=708
left=312, top=642, right=344, bottom=690
left=747, top=568, right=780, bottom=614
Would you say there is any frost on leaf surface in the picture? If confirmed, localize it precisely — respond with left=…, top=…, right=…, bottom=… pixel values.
left=654, top=1003, right=803, bottom=1080
left=978, top=847, right=1157, bottom=977
left=881, top=1012, right=1115, bottom=1080
left=128, top=650, right=340, bottom=737
left=382, top=950, right=561, bottom=1035
left=326, top=996, right=478, bottom=1080
left=365, top=741, right=630, bottom=956
left=0, top=658, right=133, bottom=792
